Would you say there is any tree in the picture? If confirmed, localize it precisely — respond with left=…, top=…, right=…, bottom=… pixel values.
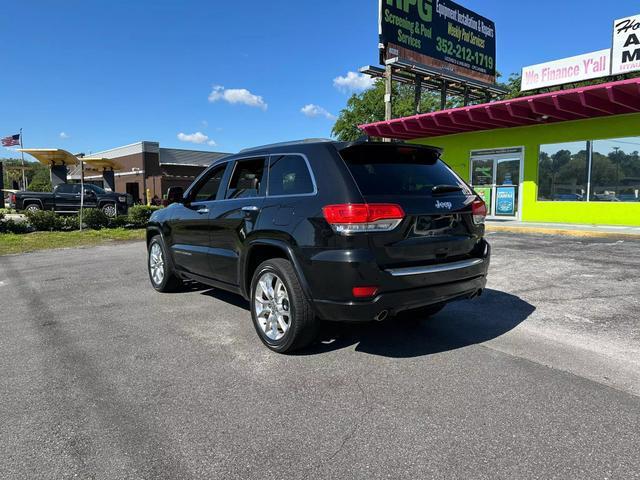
left=28, top=164, right=52, bottom=191
left=332, top=80, right=446, bottom=141
left=1, top=158, right=52, bottom=191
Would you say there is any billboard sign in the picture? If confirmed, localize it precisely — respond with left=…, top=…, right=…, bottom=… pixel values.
left=521, top=50, right=611, bottom=91
left=379, top=0, right=497, bottom=84
left=612, top=14, right=640, bottom=75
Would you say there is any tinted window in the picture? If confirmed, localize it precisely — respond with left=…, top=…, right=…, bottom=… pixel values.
left=538, top=142, right=588, bottom=201
left=85, top=184, right=106, bottom=194
left=268, top=155, right=314, bottom=196
left=56, top=184, right=75, bottom=194
left=341, top=145, right=469, bottom=196
left=226, top=158, right=265, bottom=199
left=192, top=165, right=226, bottom=202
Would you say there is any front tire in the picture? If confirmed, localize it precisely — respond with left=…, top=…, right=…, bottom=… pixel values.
left=148, top=235, right=183, bottom=292
left=101, top=203, right=117, bottom=218
left=250, top=258, right=318, bottom=353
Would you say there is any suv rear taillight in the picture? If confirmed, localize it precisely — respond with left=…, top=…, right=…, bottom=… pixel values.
left=322, top=203, right=405, bottom=234
left=472, top=198, right=487, bottom=225
left=10, top=193, right=16, bottom=205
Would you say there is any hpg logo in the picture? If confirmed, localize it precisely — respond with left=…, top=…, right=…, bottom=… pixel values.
left=435, top=200, right=452, bottom=210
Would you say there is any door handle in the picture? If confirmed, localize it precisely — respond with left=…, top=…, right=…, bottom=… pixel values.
left=196, top=207, right=209, bottom=214
left=241, top=206, right=260, bottom=213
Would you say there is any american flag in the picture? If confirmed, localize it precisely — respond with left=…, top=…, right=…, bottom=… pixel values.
left=2, top=134, right=21, bottom=147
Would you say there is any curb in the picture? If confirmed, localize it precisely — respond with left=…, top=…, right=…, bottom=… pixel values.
left=485, top=224, right=640, bottom=239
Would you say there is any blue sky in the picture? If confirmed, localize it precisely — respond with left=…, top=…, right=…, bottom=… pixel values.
left=1, top=0, right=637, bottom=159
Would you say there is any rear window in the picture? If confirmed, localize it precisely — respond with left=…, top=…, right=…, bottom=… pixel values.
left=340, top=145, right=469, bottom=196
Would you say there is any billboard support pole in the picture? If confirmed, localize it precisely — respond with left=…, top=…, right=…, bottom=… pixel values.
left=384, top=63, right=393, bottom=122
left=463, top=85, right=470, bottom=107
left=384, top=63, right=393, bottom=143
left=414, top=75, right=422, bottom=114
left=440, top=81, right=448, bottom=110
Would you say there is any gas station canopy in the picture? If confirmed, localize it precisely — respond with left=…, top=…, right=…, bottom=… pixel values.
left=81, top=157, right=123, bottom=172
left=18, top=149, right=79, bottom=166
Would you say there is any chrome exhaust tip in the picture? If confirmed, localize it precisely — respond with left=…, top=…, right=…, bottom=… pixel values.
left=374, top=310, right=389, bottom=322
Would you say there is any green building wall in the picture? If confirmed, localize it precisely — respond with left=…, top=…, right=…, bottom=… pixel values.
left=414, top=112, right=640, bottom=226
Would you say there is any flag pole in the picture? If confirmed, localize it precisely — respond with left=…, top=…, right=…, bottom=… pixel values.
left=19, top=128, right=26, bottom=190
left=79, top=160, right=84, bottom=231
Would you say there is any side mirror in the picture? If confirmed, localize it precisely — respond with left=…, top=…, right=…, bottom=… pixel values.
left=167, top=186, right=185, bottom=204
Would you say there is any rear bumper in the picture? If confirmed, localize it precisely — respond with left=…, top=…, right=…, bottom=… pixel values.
left=307, top=241, right=490, bottom=322
left=313, top=274, right=486, bottom=322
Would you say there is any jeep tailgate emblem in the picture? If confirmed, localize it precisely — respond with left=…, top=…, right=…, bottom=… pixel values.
left=435, top=200, right=453, bottom=210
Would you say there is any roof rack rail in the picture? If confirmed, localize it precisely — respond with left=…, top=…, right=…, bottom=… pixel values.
left=239, top=138, right=334, bottom=153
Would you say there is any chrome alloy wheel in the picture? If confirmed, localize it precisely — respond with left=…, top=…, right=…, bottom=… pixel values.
left=149, top=243, right=165, bottom=285
left=102, top=204, right=117, bottom=218
left=254, top=272, right=291, bottom=341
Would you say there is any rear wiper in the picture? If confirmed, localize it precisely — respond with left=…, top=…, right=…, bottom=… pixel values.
left=432, top=184, right=463, bottom=195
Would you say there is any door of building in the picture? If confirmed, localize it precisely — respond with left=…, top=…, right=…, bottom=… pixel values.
left=470, top=147, right=524, bottom=220
left=126, top=182, right=141, bottom=204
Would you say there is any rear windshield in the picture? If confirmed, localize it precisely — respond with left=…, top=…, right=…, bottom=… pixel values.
left=340, top=144, right=469, bottom=196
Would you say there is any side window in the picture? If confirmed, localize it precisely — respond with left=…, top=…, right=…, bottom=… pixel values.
left=192, top=165, right=226, bottom=202
left=226, top=158, right=266, bottom=199
left=56, top=184, right=73, bottom=194
left=71, top=184, right=82, bottom=194
left=268, top=155, right=314, bottom=196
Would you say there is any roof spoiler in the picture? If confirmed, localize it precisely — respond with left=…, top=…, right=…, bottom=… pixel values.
left=336, top=138, right=443, bottom=154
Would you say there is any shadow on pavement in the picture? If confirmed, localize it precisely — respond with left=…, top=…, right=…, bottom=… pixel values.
left=201, top=287, right=250, bottom=311
left=301, top=289, right=535, bottom=358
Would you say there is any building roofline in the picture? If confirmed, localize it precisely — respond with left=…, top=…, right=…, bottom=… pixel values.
left=359, top=77, right=640, bottom=140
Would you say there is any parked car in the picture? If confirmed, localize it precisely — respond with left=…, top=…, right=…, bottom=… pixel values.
left=146, top=139, right=490, bottom=353
left=12, top=183, right=133, bottom=217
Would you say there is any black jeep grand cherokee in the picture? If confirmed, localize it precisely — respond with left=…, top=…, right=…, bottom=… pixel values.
left=147, top=139, right=490, bottom=353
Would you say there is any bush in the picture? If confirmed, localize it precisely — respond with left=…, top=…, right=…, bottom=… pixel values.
left=0, top=212, right=4, bottom=222
left=0, top=218, right=31, bottom=234
left=25, top=210, right=61, bottom=231
left=127, top=205, right=161, bottom=228
left=82, top=208, right=109, bottom=230
left=108, top=214, right=132, bottom=229
left=59, top=214, right=80, bottom=231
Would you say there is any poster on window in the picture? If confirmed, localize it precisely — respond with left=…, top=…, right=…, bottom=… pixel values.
left=495, top=186, right=516, bottom=216
left=475, top=187, right=492, bottom=213
left=612, top=14, right=640, bottom=75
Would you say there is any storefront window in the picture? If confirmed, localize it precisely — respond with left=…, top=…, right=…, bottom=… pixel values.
left=538, top=142, right=588, bottom=201
left=590, top=138, right=640, bottom=202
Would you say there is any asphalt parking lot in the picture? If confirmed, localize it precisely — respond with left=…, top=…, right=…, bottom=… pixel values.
left=1, top=232, right=639, bottom=479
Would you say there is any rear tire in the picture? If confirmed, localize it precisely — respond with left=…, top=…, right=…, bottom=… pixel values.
left=24, top=203, right=41, bottom=213
left=148, top=235, right=183, bottom=292
left=250, top=258, right=318, bottom=353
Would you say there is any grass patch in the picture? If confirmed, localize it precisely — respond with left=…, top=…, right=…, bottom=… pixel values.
left=0, top=228, right=146, bottom=256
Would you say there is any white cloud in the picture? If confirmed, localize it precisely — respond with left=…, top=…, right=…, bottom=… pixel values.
left=333, top=71, right=375, bottom=93
left=208, top=85, right=267, bottom=110
left=301, top=104, right=336, bottom=120
left=59, top=132, right=69, bottom=139
left=177, top=131, right=213, bottom=145
left=207, top=140, right=217, bottom=146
